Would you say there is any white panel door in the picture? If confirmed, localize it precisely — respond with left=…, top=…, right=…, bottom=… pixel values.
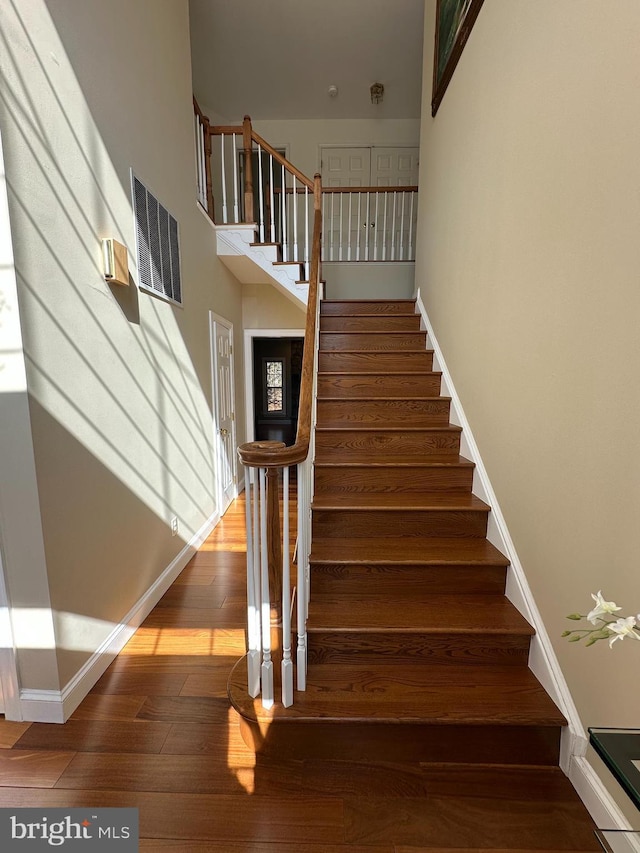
left=320, top=146, right=419, bottom=260
left=211, top=315, right=236, bottom=517
left=321, top=148, right=372, bottom=259
left=321, top=147, right=371, bottom=187
left=370, top=147, right=420, bottom=186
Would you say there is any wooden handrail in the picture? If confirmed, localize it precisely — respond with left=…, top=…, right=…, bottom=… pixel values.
left=250, top=130, right=314, bottom=190
left=193, top=96, right=207, bottom=121
left=322, top=185, right=418, bottom=194
left=210, top=125, right=244, bottom=135
left=238, top=173, right=322, bottom=470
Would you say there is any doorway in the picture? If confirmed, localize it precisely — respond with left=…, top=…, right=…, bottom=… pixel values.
left=252, top=337, right=304, bottom=447
left=210, top=313, right=237, bottom=518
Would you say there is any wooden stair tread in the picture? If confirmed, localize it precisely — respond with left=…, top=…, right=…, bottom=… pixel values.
left=229, top=660, right=565, bottom=726
left=310, top=537, right=510, bottom=566
left=307, top=593, right=534, bottom=635
left=312, top=493, right=490, bottom=511
left=318, top=371, right=442, bottom=376
left=317, top=396, right=451, bottom=402
left=314, top=455, right=475, bottom=469
left=315, top=424, right=462, bottom=433
left=319, top=348, right=433, bottom=354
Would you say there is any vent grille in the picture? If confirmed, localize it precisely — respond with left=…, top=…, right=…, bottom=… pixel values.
left=132, top=174, right=182, bottom=304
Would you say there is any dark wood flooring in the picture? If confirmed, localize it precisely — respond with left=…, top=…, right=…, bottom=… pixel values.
left=0, top=495, right=600, bottom=851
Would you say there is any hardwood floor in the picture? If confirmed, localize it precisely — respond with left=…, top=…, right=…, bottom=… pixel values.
left=0, top=493, right=599, bottom=851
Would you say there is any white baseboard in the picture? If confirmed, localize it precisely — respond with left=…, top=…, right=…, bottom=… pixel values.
left=18, top=511, right=220, bottom=723
left=569, top=756, right=632, bottom=831
left=414, top=289, right=627, bottom=829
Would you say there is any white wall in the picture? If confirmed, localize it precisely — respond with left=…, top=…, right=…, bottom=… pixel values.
left=418, top=0, right=640, bottom=822
left=0, top=0, right=245, bottom=705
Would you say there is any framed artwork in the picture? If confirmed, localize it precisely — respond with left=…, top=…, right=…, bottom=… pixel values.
left=432, top=0, right=485, bottom=116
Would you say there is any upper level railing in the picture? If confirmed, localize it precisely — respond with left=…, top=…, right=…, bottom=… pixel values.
left=322, top=186, right=418, bottom=262
left=194, top=107, right=418, bottom=269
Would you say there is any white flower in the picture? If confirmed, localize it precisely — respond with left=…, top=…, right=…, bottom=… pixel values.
left=587, top=590, right=621, bottom=625
left=607, top=616, right=640, bottom=648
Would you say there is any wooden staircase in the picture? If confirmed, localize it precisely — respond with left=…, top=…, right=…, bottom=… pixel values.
left=228, top=299, right=600, bottom=846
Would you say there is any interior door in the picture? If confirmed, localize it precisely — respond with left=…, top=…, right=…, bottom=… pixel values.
left=370, top=147, right=420, bottom=186
left=320, top=146, right=419, bottom=260
left=211, top=315, right=236, bottom=517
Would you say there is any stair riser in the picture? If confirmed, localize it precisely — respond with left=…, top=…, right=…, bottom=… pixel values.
left=315, top=430, right=461, bottom=459
left=320, top=332, right=427, bottom=351
left=238, top=716, right=561, bottom=764
left=312, top=509, right=489, bottom=538
left=316, top=399, right=451, bottom=427
left=310, top=563, right=507, bottom=596
left=307, top=632, right=530, bottom=665
left=320, top=315, right=422, bottom=332
left=317, top=374, right=443, bottom=398
left=319, top=351, right=434, bottom=371
left=321, top=301, right=416, bottom=316
left=313, top=465, right=474, bottom=493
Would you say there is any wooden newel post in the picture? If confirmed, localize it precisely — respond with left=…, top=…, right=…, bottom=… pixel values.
left=243, top=115, right=254, bottom=223
left=266, top=468, right=283, bottom=629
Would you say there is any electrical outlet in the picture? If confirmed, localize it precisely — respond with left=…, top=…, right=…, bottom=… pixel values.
left=170, top=516, right=179, bottom=536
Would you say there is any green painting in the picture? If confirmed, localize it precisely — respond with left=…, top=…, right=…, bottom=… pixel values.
left=432, top=0, right=484, bottom=115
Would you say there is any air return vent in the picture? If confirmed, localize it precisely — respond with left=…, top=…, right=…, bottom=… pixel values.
left=131, top=173, right=182, bottom=305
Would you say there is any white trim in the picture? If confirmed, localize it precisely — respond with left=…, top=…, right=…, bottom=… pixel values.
left=414, top=288, right=628, bottom=827
left=242, top=328, right=305, bottom=449
left=18, top=510, right=220, bottom=723
left=569, top=756, right=633, bottom=831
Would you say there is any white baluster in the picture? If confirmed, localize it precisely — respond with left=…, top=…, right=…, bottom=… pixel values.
left=408, top=191, right=415, bottom=261
left=281, top=466, right=293, bottom=706
left=221, top=133, right=228, bottom=224
left=257, top=144, right=265, bottom=242
left=364, top=192, right=370, bottom=260
left=330, top=192, right=335, bottom=261
left=391, top=192, right=397, bottom=261
left=292, top=176, right=298, bottom=263
left=244, top=469, right=261, bottom=697
left=373, top=193, right=380, bottom=261
left=232, top=133, right=239, bottom=223
left=195, top=117, right=203, bottom=206
left=338, top=193, right=343, bottom=261
left=305, top=186, right=310, bottom=278
left=382, top=193, right=388, bottom=261
left=296, top=461, right=307, bottom=690
left=259, top=468, right=274, bottom=708
left=200, top=122, right=207, bottom=208
left=269, top=155, right=275, bottom=242
left=356, top=193, right=362, bottom=261
left=347, top=193, right=353, bottom=261
left=399, top=191, right=406, bottom=260
left=281, top=164, right=288, bottom=261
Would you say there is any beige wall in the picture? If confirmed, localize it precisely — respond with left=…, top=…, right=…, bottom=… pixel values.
left=418, top=0, right=640, bottom=818
left=0, top=0, right=244, bottom=693
left=242, top=283, right=306, bottom=330
left=202, top=111, right=421, bottom=182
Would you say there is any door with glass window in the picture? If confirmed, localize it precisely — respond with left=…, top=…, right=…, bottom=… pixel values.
left=253, top=337, right=303, bottom=447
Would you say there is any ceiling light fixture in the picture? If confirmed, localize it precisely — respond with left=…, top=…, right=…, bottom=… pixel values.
left=370, top=82, right=384, bottom=105
left=328, top=85, right=338, bottom=98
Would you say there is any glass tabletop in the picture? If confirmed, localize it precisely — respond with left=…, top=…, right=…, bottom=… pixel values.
left=589, top=728, right=640, bottom=811
left=595, top=829, right=640, bottom=852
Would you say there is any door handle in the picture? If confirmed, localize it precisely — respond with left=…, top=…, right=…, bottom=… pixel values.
left=219, top=428, right=229, bottom=436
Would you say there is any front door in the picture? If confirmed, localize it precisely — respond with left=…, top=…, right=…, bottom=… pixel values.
left=210, top=314, right=236, bottom=517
